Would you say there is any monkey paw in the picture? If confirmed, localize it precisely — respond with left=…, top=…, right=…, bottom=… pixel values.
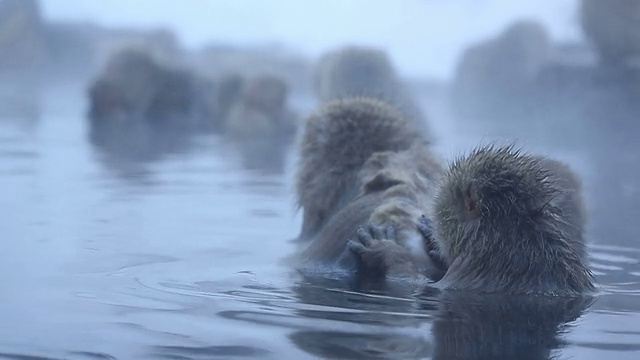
left=348, top=223, right=417, bottom=278
left=417, top=215, right=448, bottom=280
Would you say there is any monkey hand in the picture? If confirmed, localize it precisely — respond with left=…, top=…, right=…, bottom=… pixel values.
left=417, top=215, right=449, bottom=281
left=348, top=223, right=420, bottom=279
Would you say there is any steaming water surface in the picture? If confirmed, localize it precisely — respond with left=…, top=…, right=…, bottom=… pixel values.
left=0, top=84, right=639, bottom=359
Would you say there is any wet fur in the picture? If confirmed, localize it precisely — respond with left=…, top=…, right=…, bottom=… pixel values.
left=297, top=145, right=443, bottom=274
left=293, top=97, right=443, bottom=276
left=433, top=145, right=595, bottom=295
left=295, top=97, right=423, bottom=240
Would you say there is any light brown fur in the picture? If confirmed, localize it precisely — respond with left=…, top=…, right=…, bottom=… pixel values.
left=351, top=145, right=595, bottom=295
left=293, top=97, right=443, bottom=277
left=297, top=144, right=443, bottom=275
left=295, top=97, right=424, bottom=240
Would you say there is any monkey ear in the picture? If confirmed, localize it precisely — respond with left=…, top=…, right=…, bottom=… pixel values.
left=363, top=172, right=403, bottom=194
left=463, top=185, right=480, bottom=219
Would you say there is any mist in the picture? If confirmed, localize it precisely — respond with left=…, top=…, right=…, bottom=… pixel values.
left=41, top=0, right=581, bottom=79
left=1, top=0, right=639, bottom=359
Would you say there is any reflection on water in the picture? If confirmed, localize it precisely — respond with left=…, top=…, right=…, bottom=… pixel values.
left=429, top=293, right=593, bottom=360
left=0, top=80, right=639, bottom=359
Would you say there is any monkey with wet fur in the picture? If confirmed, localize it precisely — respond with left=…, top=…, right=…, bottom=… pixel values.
left=292, top=97, right=444, bottom=278
left=350, top=145, right=595, bottom=295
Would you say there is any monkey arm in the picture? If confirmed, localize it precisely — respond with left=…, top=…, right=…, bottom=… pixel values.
left=417, top=215, right=449, bottom=281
